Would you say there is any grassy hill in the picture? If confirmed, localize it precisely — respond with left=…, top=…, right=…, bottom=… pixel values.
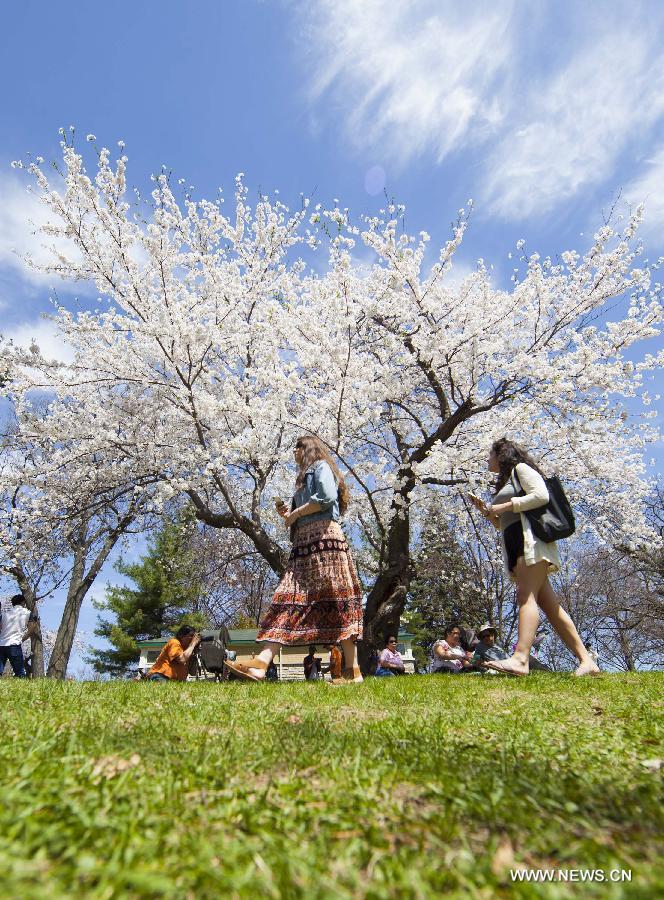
left=0, top=673, right=661, bottom=898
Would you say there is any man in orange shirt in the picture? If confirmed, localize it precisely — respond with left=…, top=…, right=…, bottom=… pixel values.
left=147, top=626, right=201, bottom=682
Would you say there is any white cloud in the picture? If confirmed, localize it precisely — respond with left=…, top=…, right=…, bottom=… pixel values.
left=440, top=258, right=477, bottom=292
left=483, top=32, right=664, bottom=219
left=3, top=318, right=74, bottom=364
left=622, top=147, right=664, bottom=250
left=299, top=0, right=515, bottom=166
left=0, top=174, right=78, bottom=287
left=298, top=1, right=664, bottom=220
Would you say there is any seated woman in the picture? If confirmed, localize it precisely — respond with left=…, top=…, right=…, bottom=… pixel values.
left=431, top=624, right=473, bottom=673
left=375, top=636, right=406, bottom=676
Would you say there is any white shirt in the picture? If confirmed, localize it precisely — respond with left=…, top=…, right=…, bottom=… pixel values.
left=431, top=640, right=466, bottom=672
left=0, top=606, right=31, bottom=647
left=506, top=463, right=561, bottom=578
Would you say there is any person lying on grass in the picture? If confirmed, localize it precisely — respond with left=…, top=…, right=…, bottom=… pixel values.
left=147, top=626, right=201, bottom=682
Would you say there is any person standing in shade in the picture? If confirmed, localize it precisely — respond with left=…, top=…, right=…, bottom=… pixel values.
left=326, top=642, right=343, bottom=681
left=469, top=438, right=600, bottom=677
left=0, top=594, right=38, bottom=678
left=226, top=434, right=364, bottom=684
left=585, top=642, right=599, bottom=667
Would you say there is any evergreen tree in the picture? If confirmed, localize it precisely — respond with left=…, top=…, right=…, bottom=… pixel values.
left=88, top=516, right=209, bottom=676
left=405, top=507, right=486, bottom=671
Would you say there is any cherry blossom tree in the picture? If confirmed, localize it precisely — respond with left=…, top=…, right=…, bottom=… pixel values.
left=6, top=137, right=663, bottom=663
left=0, top=421, right=150, bottom=677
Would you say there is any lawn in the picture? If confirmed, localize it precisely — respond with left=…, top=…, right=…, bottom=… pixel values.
left=0, top=673, right=661, bottom=898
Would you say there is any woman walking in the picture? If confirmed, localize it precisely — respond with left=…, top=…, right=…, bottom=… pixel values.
left=469, top=438, right=599, bottom=677
left=226, top=435, right=364, bottom=683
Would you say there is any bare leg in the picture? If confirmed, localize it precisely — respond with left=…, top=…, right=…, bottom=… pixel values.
left=340, top=638, right=362, bottom=679
left=256, top=643, right=279, bottom=666
left=232, top=641, right=279, bottom=681
left=536, top=580, right=600, bottom=676
left=328, top=637, right=363, bottom=684
left=485, top=558, right=549, bottom=675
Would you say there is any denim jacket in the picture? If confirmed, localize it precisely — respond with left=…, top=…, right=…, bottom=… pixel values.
left=293, top=461, right=340, bottom=526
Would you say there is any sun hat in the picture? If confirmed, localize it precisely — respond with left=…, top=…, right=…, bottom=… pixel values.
left=477, top=622, right=498, bottom=637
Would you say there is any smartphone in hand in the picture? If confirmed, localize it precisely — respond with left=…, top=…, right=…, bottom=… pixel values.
left=467, top=493, right=487, bottom=513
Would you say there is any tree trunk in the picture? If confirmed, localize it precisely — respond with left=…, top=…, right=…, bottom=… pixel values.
left=29, top=625, right=45, bottom=678
left=360, top=506, right=411, bottom=672
left=47, top=519, right=130, bottom=679
left=187, top=491, right=288, bottom=576
left=614, top=617, right=636, bottom=671
left=47, top=585, right=85, bottom=679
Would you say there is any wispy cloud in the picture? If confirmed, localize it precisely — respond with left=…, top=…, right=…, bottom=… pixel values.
left=299, top=0, right=514, bottom=165
left=3, top=318, right=74, bottom=364
left=0, top=174, right=76, bottom=287
left=622, top=147, right=664, bottom=250
left=298, top=1, right=664, bottom=220
left=483, top=32, right=664, bottom=219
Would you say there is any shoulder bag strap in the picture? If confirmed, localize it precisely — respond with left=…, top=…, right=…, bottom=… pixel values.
left=510, top=466, right=524, bottom=495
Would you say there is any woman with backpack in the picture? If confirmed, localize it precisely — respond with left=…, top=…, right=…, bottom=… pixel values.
left=468, top=438, right=599, bottom=677
left=225, top=434, right=364, bottom=684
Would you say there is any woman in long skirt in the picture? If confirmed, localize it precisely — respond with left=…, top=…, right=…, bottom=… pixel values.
left=226, top=435, right=364, bottom=683
left=469, top=438, right=600, bottom=677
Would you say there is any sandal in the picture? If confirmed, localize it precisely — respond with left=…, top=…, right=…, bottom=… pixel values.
left=225, top=658, right=268, bottom=682
left=329, top=666, right=364, bottom=685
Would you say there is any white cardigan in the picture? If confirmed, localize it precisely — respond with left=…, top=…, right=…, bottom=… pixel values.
left=508, top=463, right=561, bottom=577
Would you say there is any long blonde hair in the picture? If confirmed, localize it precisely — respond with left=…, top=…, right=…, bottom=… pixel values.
left=294, top=435, right=349, bottom=515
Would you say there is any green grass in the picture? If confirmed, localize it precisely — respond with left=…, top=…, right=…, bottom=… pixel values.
left=0, top=674, right=661, bottom=899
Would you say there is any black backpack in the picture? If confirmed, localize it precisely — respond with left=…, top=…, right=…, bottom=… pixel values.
left=512, top=469, right=575, bottom=542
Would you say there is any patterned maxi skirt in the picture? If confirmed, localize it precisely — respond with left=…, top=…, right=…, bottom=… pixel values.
left=257, top=519, right=364, bottom=645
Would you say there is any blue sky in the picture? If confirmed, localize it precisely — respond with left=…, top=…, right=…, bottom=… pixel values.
left=1, top=0, right=663, bottom=670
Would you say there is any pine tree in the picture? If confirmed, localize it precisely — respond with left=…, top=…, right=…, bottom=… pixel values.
left=405, top=507, right=486, bottom=671
left=88, top=516, right=209, bottom=676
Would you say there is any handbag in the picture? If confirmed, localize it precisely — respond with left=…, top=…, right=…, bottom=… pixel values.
left=511, top=468, right=576, bottom=542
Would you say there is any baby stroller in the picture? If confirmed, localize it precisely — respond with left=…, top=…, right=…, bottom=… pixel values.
left=190, top=626, right=234, bottom=681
